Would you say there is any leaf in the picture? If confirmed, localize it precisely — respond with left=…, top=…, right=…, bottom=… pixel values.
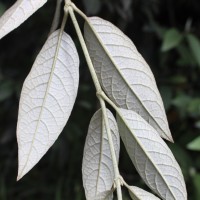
left=177, top=44, right=196, bottom=66
left=172, top=94, right=191, bottom=109
left=186, top=34, right=200, bottom=66
left=117, top=108, right=187, bottom=200
left=89, top=190, right=113, bottom=200
left=17, top=30, right=79, bottom=180
left=169, top=75, right=187, bottom=84
left=187, top=98, right=200, bottom=117
left=187, top=136, right=200, bottom=151
left=161, top=28, right=183, bottom=51
left=0, top=0, right=47, bottom=39
left=82, top=109, right=120, bottom=200
left=128, top=186, right=160, bottom=200
left=84, top=17, right=172, bottom=142
left=172, top=94, right=191, bottom=118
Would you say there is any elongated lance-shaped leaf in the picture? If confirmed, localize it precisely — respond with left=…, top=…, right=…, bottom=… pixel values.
left=84, top=17, right=173, bottom=142
left=82, top=109, right=120, bottom=200
left=128, top=186, right=160, bottom=200
left=117, top=108, right=187, bottom=200
left=17, top=30, right=79, bottom=180
left=0, top=0, right=47, bottom=39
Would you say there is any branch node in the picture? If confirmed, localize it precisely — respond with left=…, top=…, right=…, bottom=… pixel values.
left=96, top=90, right=103, bottom=99
left=64, top=0, right=74, bottom=12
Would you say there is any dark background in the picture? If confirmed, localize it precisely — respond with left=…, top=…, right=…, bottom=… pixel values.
left=0, top=0, right=200, bottom=199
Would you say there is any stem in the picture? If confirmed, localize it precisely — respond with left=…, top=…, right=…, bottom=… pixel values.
left=49, top=0, right=63, bottom=35
left=68, top=7, right=101, bottom=93
left=52, top=7, right=69, bottom=69
left=99, top=99, right=123, bottom=200
left=68, top=6, right=123, bottom=200
left=120, top=177, right=130, bottom=189
left=58, top=7, right=68, bottom=43
left=71, top=3, right=89, bottom=21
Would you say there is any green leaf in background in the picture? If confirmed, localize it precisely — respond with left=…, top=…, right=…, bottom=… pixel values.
left=0, top=80, right=15, bottom=102
left=170, top=75, right=187, bottom=84
left=172, top=94, right=191, bottom=117
left=83, top=0, right=102, bottom=15
left=195, top=121, right=200, bottom=129
left=172, top=95, right=200, bottom=118
left=55, top=179, right=63, bottom=200
left=192, top=173, right=200, bottom=199
left=187, top=136, right=200, bottom=151
left=177, top=44, right=196, bottom=67
left=159, top=86, right=172, bottom=110
left=186, top=34, right=200, bottom=67
left=172, top=94, right=191, bottom=107
left=161, top=28, right=183, bottom=51
left=0, top=2, right=6, bottom=16
left=187, top=98, right=200, bottom=117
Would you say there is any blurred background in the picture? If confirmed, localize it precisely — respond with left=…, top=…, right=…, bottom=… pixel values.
left=0, top=0, right=200, bottom=199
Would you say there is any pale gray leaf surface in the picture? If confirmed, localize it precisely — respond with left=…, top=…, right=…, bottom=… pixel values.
left=82, top=109, right=120, bottom=200
left=0, top=0, right=47, bottom=39
left=128, top=186, right=160, bottom=200
left=17, top=30, right=79, bottom=180
left=84, top=17, right=172, bottom=142
left=88, top=190, right=113, bottom=200
left=117, top=108, right=187, bottom=200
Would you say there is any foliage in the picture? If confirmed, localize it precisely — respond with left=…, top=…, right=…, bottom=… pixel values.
left=0, top=0, right=199, bottom=199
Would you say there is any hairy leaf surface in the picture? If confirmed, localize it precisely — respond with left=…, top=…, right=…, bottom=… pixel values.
left=84, top=17, right=172, bottom=141
left=128, top=186, right=160, bottom=200
left=17, top=30, right=79, bottom=180
left=0, top=0, right=47, bottom=39
left=82, top=109, right=120, bottom=200
left=117, top=108, right=187, bottom=200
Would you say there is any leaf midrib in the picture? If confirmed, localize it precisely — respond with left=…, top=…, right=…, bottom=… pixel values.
left=95, top=111, right=105, bottom=195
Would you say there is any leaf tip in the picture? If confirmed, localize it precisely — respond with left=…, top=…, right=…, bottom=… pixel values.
left=166, top=134, right=174, bottom=143
left=163, top=134, right=174, bottom=143
left=16, top=174, right=22, bottom=182
left=162, top=128, right=174, bottom=143
left=0, top=34, right=4, bottom=40
left=16, top=168, right=26, bottom=181
left=17, top=166, right=28, bottom=181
